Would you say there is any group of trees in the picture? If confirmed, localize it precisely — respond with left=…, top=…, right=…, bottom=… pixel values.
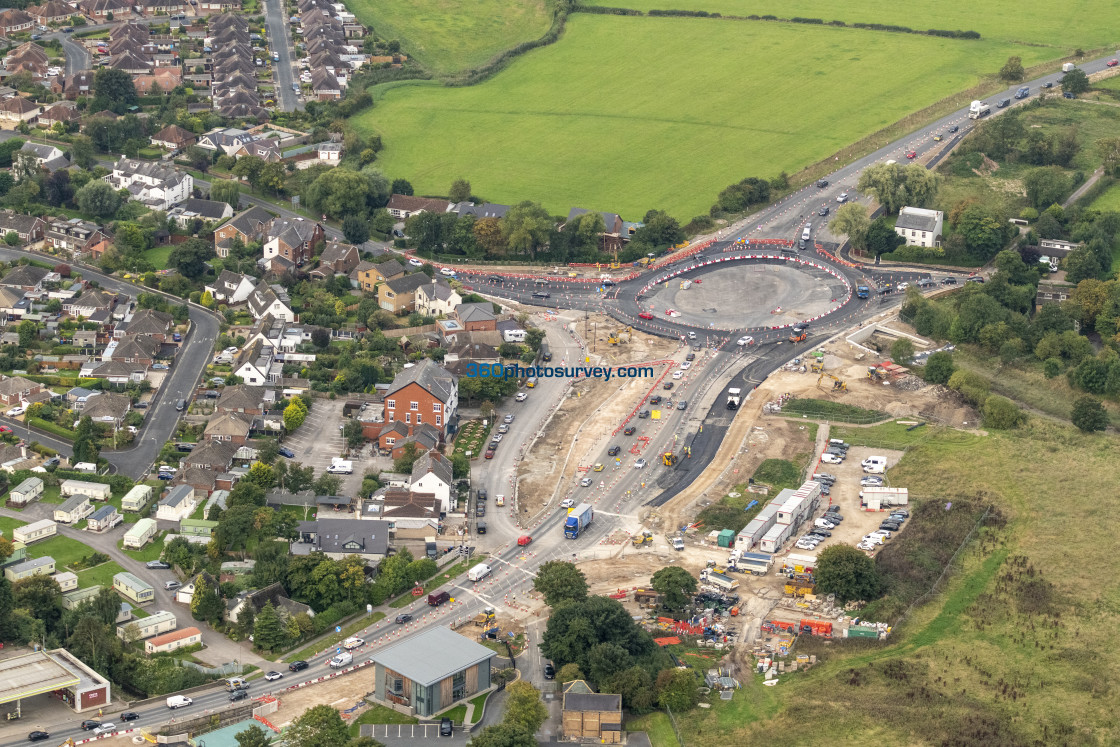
left=856, top=162, right=940, bottom=214
left=955, top=108, right=1080, bottom=169
left=1030, top=206, right=1120, bottom=284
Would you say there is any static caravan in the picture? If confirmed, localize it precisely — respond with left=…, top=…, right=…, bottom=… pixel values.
left=53, top=494, right=93, bottom=524
left=7, top=477, right=44, bottom=507
left=63, top=586, right=103, bottom=609
left=121, top=484, right=154, bottom=512
left=4, top=556, right=56, bottom=582
left=60, top=479, right=112, bottom=502
left=123, top=518, right=158, bottom=549
left=113, top=572, right=155, bottom=605
left=52, top=571, right=78, bottom=593
left=117, top=609, right=177, bottom=640
left=87, top=505, right=122, bottom=532
left=13, top=518, right=57, bottom=544
left=145, top=627, right=202, bottom=654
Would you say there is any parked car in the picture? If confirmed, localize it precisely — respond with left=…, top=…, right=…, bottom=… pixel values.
left=504, top=414, right=515, bottom=424
left=6, top=406, right=24, bottom=417
left=543, top=662, right=556, bottom=679
left=820, top=453, right=843, bottom=464
left=497, top=424, right=510, bottom=433
left=164, top=581, right=182, bottom=591
left=860, top=476, right=884, bottom=487
left=809, top=529, right=831, bottom=538
left=484, top=448, right=495, bottom=459
left=278, top=446, right=295, bottom=458
left=146, top=560, right=170, bottom=570
left=440, top=718, right=454, bottom=736
left=814, top=519, right=835, bottom=529
left=812, top=473, right=836, bottom=484
left=409, top=258, right=423, bottom=267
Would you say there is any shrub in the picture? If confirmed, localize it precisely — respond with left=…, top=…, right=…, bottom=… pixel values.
left=981, top=395, right=1025, bottom=429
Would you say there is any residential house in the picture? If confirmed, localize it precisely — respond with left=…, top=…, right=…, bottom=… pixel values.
left=213, top=205, right=273, bottom=257
left=0, top=375, right=41, bottom=406
left=54, top=494, right=93, bottom=523
left=105, top=158, right=193, bottom=211
left=386, top=195, right=453, bottom=221
left=378, top=272, right=432, bottom=314
left=0, top=9, right=34, bottom=34
left=81, top=360, right=148, bottom=385
left=8, top=477, right=44, bottom=508
left=150, top=124, right=196, bottom=150
left=309, top=66, right=342, bottom=100
left=383, top=358, right=457, bottom=435
left=263, top=218, right=323, bottom=268
left=0, top=265, right=48, bottom=292
left=0, top=286, right=28, bottom=321
left=1038, top=238, right=1082, bottom=257
left=292, top=518, right=390, bottom=562
left=0, top=210, right=45, bottom=245
left=87, top=504, right=122, bottom=532
left=561, top=680, right=622, bottom=743
left=4, top=556, right=56, bottom=582
left=205, top=270, right=257, bottom=305
left=59, top=70, right=95, bottom=99
left=64, top=289, right=120, bottom=318
left=410, top=451, right=453, bottom=514
left=115, top=308, right=174, bottom=341
left=157, top=485, right=197, bottom=522
left=455, top=303, right=497, bottom=332
left=113, top=572, right=155, bottom=605
left=39, top=102, right=81, bottom=129
left=168, top=198, right=234, bottom=229
left=415, top=278, right=461, bottom=318
left=183, top=440, right=236, bottom=472
left=81, top=392, right=131, bottom=430
left=109, top=334, right=161, bottom=366
left=246, top=283, right=295, bottom=322
left=230, top=138, right=282, bottom=162
left=122, top=517, right=158, bottom=548
left=196, top=127, right=260, bottom=155
left=1036, top=281, right=1073, bottom=309
left=145, top=626, right=201, bottom=653
left=368, top=626, right=494, bottom=717
left=225, top=582, right=313, bottom=624
left=355, top=259, right=404, bottom=292
left=43, top=218, right=109, bottom=256
left=310, top=241, right=359, bottom=279
left=78, top=0, right=133, bottom=21
left=203, top=411, right=252, bottom=445
left=231, top=339, right=274, bottom=386
left=215, top=384, right=267, bottom=416
left=20, top=141, right=69, bottom=173
left=453, top=202, right=511, bottom=220
left=180, top=518, right=218, bottom=538
left=894, top=207, right=944, bottom=248
left=28, top=1, right=75, bottom=25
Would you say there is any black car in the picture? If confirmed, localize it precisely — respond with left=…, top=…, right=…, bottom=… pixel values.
left=649, top=396, right=662, bottom=405
left=395, top=613, right=413, bottom=624
left=685, top=353, right=696, bottom=361
left=637, top=410, right=650, bottom=419
left=818, top=206, right=830, bottom=216
left=663, top=382, right=674, bottom=390
left=880, top=523, right=901, bottom=531
left=1043, top=81, right=1054, bottom=88
left=476, top=504, right=485, bottom=517
left=531, top=292, right=551, bottom=299
left=818, top=484, right=830, bottom=495
left=608, top=446, right=620, bottom=456
left=949, top=124, right=960, bottom=132
left=967, top=276, right=985, bottom=283
left=941, top=277, right=957, bottom=285
left=816, top=179, right=829, bottom=188
left=543, top=662, right=556, bottom=679
left=146, top=560, right=170, bottom=569
left=230, top=689, right=249, bottom=702
left=477, top=489, right=487, bottom=501
left=81, top=721, right=101, bottom=731
left=440, top=718, right=453, bottom=737
left=120, top=712, right=140, bottom=722
left=824, top=513, right=843, bottom=523
left=28, top=732, right=50, bottom=742
left=624, top=426, right=636, bottom=435
left=278, top=446, right=295, bottom=458
left=289, top=660, right=309, bottom=672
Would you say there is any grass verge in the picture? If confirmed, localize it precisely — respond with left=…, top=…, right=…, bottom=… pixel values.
left=781, top=397, right=887, bottom=423
left=282, top=612, right=385, bottom=663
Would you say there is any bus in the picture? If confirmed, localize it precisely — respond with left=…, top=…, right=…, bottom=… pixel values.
left=540, top=341, right=552, bottom=362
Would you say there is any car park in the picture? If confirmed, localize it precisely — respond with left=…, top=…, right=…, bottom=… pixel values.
left=821, top=453, right=843, bottom=464
left=624, top=426, right=636, bottom=435
left=265, top=671, right=284, bottom=681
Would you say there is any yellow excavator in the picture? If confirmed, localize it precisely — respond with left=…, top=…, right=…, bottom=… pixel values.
left=817, top=372, right=847, bottom=391
left=607, top=327, right=633, bottom=345
left=632, top=530, right=653, bottom=547
left=662, top=452, right=678, bottom=467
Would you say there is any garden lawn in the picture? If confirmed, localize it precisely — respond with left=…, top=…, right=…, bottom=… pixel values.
left=75, top=560, right=126, bottom=589
left=592, top=0, right=1119, bottom=49
left=0, top=516, right=26, bottom=535
left=1089, top=182, right=1120, bottom=212
left=358, top=15, right=1055, bottom=220
left=344, top=0, right=553, bottom=74
left=27, top=534, right=103, bottom=570
left=141, top=246, right=175, bottom=270
left=120, top=533, right=166, bottom=562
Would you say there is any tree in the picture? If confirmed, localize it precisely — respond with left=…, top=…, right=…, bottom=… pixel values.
left=11, top=150, right=38, bottom=183
left=656, top=668, right=698, bottom=712
left=17, top=320, right=37, bottom=348
left=556, top=663, right=584, bottom=683
left=258, top=162, right=287, bottom=195
left=1062, top=68, right=1090, bottom=95
left=468, top=724, right=536, bottom=747
left=1099, top=136, right=1120, bottom=177
left=504, top=681, right=548, bottom=735
left=829, top=203, right=871, bottom=253
left=246, top=461, right=276, bottom=488
left=889, top=337, right=915, bottom=364
left=72, top=415, right=100, bottom=463
left=999, top=55, right=1025, bottom=81
left=1023, top=166, right=1071, bottom=209
left=342, top=215, right=370, bottom=245
left=650, top=566, right=697, bottom=610
left=284, top=703, right=349, bottom=743
left=232, top=155, right=265, bottom=188
left=91, top=68, right=137, bottom=113
left=1071, top=395, right=1108, bottom=432
left=857, top=162, right=939, bottom=213
left=500, top=202, right=553, bottom=259
left=956, top=205, right=1008, bottom=260
left=311, top=327, right=331, bottom=349
left=75, top=180, right=122, bottom=219
left=922, top=351, right=955, bottom=384
left=982, top=395, right=1025, bottom=429
left=1064, top=247, right=1103, bottom=284
left=189, top=573, right=223, bottom=623
left=305, top=168, right=371, bottom=220
left=865, top=217, right=905, bottom=257
left=235, top=724, right=272, bottom=747
left=815, top=544, right=882, bottom=603
left=210, top=179, right=241, bottom=209
left=284, top=400, right=307, bottom=431
left=253, top=600, right=285, bottom=650
left=474, top=217, right=506, bottom=254
left=533, top=561, right=588, bottom=607
left=391, top=178, right=413, bottom=195
left=449, top=178, right=471, bottom=202
left=168, top=238, right=216, bottom=279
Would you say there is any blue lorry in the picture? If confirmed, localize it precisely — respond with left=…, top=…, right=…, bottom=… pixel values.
left=856, top=286, right=870, bottom=299
left=564, top=503, right=594, bottom=539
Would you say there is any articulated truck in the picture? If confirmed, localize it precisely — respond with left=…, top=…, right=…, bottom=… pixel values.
left=968, top=100, right=991, bottom=119
left=564, top=503, right=594, bottom=539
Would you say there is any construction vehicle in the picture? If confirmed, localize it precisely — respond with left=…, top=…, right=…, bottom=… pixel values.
left=472, top=608, right=496, bottom=626
left=789, top=331, right=807, bottom=343
left=867, top=366, right=886, bottom=381
left=810, top=361, right=824, bottom=373
left=726, top=387, right=742, bottom=410
left=632, top=530, right=653, bottom=547
left=606, top=327, right=633, bottom=345
left=817, top=372, right=846, bottom=391
left=662, top=452, right=678, bottom=467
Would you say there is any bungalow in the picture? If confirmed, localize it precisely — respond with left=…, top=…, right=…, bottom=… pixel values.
left=81, top=392, right=131, bottom=430
left=226, top=582, right=313, bottom=624
left=215, top=384, right=267, bottom=416
left=150, top=124, right=197, bottom=151
left=81, top=360, right=148, bottom=385
left=168, top=198, right=234, bottom=228
left=38, top=102, right=82, bottom=129
left=4, top=556, right=55, bottom=582
left=12, top=517, right=55, bottom=543
left=116, top=308, right=174, bottom=341
left=203, top=411, right=252, bottom=445
left=386, top=195, right=453, bottom=221
left=60, top=479, right=112, bottom=502
left=157, top=485, right=197, bottom=522
left=54, top=494, right=93, bottom=524
left=28, top=0, right=75, bottom=25
left=78, top=0, right=132, bottom=20
left=64, top=289, right=120, bottom=318
left=0, top=210, right=45, bottom=245
left=87, top=504, right=122, bottom=532
left=0, top=9, right=34, bottom=34
left=121, top=484, right=154, bottom=512
left=230, top=138, right=282, bottom=162
left=20, top=141, right=69, bottom=173
left=180, top=518, right=218, bottom=537
left=8, top=476, right=44, bottom=507
left=0, top=96, right=40, bottom=127
left=116, top=609, right=176, bottom=640
left=145, top=626, right=201, bottom=653
left=183, top=440, right=236, bottom=472
left=292, top=518, right=390, bottom=562
left=122, top=517, right=158, bottom=548
left=309, top=67, right=342, bottom=100
left=113, top=572, right=155, bottom=605
left=0, top=265, right=48, bottom=293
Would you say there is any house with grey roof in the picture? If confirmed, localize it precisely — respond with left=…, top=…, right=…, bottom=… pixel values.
left=81, top=392, right=131, bottom=429
left=263, top=218, right=324, bottom=268
left=87, top=504, right=123, bottom=532
left=894, top=207, right=943, bottom=249
left=415, top=278, right=461, bottom=318
left=384, top=358, right=457, bottom=435
left=20, top=141, right=69, bottom=172
left=54, top=493, right=93, bottom=523
left=246, top=282, right=294, bottom=322
left=214, top=205, right=273, bottom=257
left=157, top=485, right=197, bottom=522
left=0, top=210, right=45, bottom=244
left=378, top=272, right=433, bottom=314
left=454, top=302, right=497, bottom=331
left=205, top=270, right=257, bottom=306
left=368, top=626, right=494, bottom=717
left=292, top=517, right=390, bottom=561
left=105, top=158, right=193, bottom=211
left=168, top=198, right=234, bottom=228
left=0, top=264, right=48, bottom=292
left=453, top=202, right=511, bottom=220
left=410, top=450, right=453, bottom=514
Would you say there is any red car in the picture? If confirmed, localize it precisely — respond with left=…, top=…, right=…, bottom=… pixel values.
left=0, top=426, right=10, bottom=433
left=517, top=536, right=532, bottom=546
left=1109, top=59, right=1119, bottom=67
left=906, top=150, right=917, bottom=159
left=484, top=448, right=495, bottom=459
left=638, top=312, right=654, bottom=320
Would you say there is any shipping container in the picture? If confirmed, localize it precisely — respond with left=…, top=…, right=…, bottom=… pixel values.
left=859, top=486, right=909, bottom=510
left=717, top=529, right=735, bottom=548
left=846, top=625, right=881, bottom=639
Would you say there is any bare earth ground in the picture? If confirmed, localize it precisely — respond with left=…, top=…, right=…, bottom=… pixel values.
left=268, top=670, right=372, bottom=729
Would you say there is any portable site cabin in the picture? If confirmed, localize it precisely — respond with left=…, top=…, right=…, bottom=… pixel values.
left=716, top=529, right=735, bottom=548
left=13, top=518, right=57, bottom=544
left=7, top=477, right=43, bottom=507
left=145, top=627, right=202, bottom=654
left=859, top=487, right=909, bottom=510
left=60, top=479, right=112, bottom=502
left=117, top=609, right=177, bottom=640
left=123, top=518, right=157, bottom=549
left=121, top=484, right=154, bottom=512
left=113, top=572, right=155, bottom=605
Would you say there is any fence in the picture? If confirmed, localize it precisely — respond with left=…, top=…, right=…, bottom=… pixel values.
left=179, top=659, right=245, bottom=677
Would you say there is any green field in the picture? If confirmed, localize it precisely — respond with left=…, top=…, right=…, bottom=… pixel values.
left=1090, top=182, right=1120, bottom=211
left=358, top=15, right=1056, bottom=219
left=346, top=0, right=554, bottom=74
left=591, top=0, right=1119, bottom=49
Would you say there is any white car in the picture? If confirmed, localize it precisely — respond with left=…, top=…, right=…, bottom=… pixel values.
left=857, top=542, right=876, bottom=551
left=495, top=494, right=505, bottom=506
left=515, top=392, right=528, bottom=401
left=634, top=458, right=647, bottom=468
left=6, top=406, right=25, bottom=417
left=264, top=671, right=284, bottom=681
left=672, top=371, right=683, bottom=379
left=736, top=336, right=754, bottom=347
left=820, top=453, right=844, bottom=464
left=560, top=498, right=575, bottom=509
left=343, top=637, right=365, bottom=650
left=93, top=724, right=116, bottom=735
left=898, top=282, right=909, bottom=290
left=679, top=361, right=692, bottom=370
left=687, top=331, right=697, bottom=339
left=814, top=519, right=836, bottom=529
left=837, top=192, right=849, bottom=203
left=408, top=258, right=423, bottom=267
left=491, top=434, right=504, bottom=443
left=440, top=268, right=456, bottom=277
left=580, top=477, right=593, bottom=487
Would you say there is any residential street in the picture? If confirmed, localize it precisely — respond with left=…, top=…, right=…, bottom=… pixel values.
left=263, top=0, right=300, bottom=111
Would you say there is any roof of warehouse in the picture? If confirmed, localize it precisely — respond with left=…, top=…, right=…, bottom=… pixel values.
left=370, top=626, right=494, bottom=687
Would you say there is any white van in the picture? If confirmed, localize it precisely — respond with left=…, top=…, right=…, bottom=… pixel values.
left=167, top=695, right=193, bottom=709
left=468, top=563, right=492, bottom=582
left=799, top=223, right=812, bottom=249
left=861, top=456, right=887, bottom=474
left=329, top=652, right=353, bottom=668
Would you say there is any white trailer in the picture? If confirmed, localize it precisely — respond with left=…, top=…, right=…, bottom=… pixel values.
left=860, top=487, right=909, bottom=510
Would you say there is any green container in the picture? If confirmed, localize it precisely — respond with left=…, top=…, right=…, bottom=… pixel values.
left=847, top=625, right=879, bottom=639
left=717, top=529, right=735, bottom=548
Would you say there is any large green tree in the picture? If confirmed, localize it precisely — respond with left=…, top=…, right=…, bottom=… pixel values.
left=210, top=179, right=241, bottom=209
left=865, top=217, right=905, bottom=257
left=503, top=681, right=548, bottom=735
left=650, top=566, right=696, bottom=610
left=1023, top=166, right=1071, bottom=209
left=815, top=544, right=883, bottom=602
left=922, top=351, right=955, bottom=384
left=533, top=561, right=589, bottom=607
left=829, top=202, right=871, bottom=253
left=285, top=704, right=350, bottom=747
left=467, top=724, right=535, bottom=747
left=856, top=162, right=939, bottom=213
left=91, top=68, right=137, bottom=113
left=235, top=724, right=271, bottom=747
left=75, top=180, right=122, bottom=219
left=253, top=600, right=285, bottom=651
left=168, top=238, right=215, bottom=279
left=999, top=55, right=1025, bottom=81
left=1071, top=395, right=1108, bottom=432
left=305, top=168, right=371, bottom=220
left=500, top=202, right=553, bottom=259
left=1062, top=68, right=1090, bottom=95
